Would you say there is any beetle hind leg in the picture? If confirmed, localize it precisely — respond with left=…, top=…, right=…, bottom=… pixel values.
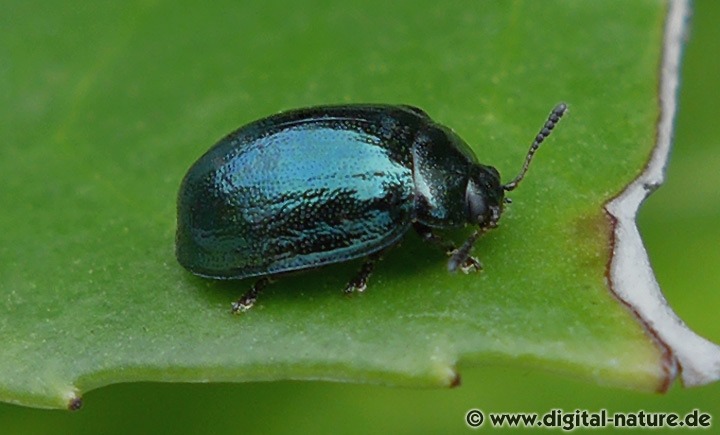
left=413, top=222, right=483, bottom=273
left=231, top=276, right=272, bottom=314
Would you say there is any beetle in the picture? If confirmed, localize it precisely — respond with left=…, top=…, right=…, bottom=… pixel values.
left=176, top=103, right=567, bottom=313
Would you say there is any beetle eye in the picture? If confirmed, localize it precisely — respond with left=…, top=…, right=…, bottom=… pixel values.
left=465, top=180, right=487, bottom=223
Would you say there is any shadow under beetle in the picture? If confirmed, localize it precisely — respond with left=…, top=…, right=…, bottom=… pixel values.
left=176, top=103, right=567, bottom=313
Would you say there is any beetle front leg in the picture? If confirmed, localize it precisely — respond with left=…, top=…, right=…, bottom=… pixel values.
left=344, top=252, right=383, bottom=294
left=413, top=222, right=482, bottom=273
left=447, top=230, right=485, bottom=274
left=231, top=276, right=272, bottom=314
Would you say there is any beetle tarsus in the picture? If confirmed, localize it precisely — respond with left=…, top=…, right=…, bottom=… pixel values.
left=344, top=253, right=381, bottom=294
left=447, top=230, right=483, bottom=273
left=231, top=277, right=271, bottom=314
left=459, top=256, right=483, bottom=274
left=414, top=222, right=484, bottom=273
left=448, top=249, right=484, bottom=273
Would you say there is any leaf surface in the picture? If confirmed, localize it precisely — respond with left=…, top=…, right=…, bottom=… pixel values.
left=0, top=0, right=677, bottom=409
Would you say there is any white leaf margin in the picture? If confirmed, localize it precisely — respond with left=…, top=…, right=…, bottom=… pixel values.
left=606, top=0, right=720, bottom=388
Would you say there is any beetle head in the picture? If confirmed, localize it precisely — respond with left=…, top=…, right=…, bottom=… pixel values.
left=466, top=103, right=567, bottom=230
left=449, top=103, right=567, bottom=273
left=465, top=164, right=505, bottom=229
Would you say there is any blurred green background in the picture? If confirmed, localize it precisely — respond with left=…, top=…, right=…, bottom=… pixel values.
left=1, top=0, right=718, bottom=433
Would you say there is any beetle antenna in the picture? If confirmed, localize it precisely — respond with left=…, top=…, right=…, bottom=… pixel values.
left=503, top=103, right=567, bottom=191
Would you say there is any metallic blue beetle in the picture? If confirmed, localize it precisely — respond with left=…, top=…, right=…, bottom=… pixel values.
left=176, top=103, right=566, bottom=312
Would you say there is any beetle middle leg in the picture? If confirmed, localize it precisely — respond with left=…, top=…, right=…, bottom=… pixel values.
left=231, top=276, right=273, bottom=314
left=413, top=222, right=482, bottom=273
left=344, top=251, right=383, bottom=294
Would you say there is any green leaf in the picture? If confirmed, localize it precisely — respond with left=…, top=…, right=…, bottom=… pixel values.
left=1, top=0, right=679, bottom=409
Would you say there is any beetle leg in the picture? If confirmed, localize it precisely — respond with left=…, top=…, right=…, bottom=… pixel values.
left=344, top=252, right=383, bottom=294
left=448, top=235, right=483, bottom=274
left=413, top=222, right=483, bottom=273
left=231, top=276, right=272, bottom=314
left=456, top=256, right=483, bottom=274
left=413, top=222, right=455, bottom=253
